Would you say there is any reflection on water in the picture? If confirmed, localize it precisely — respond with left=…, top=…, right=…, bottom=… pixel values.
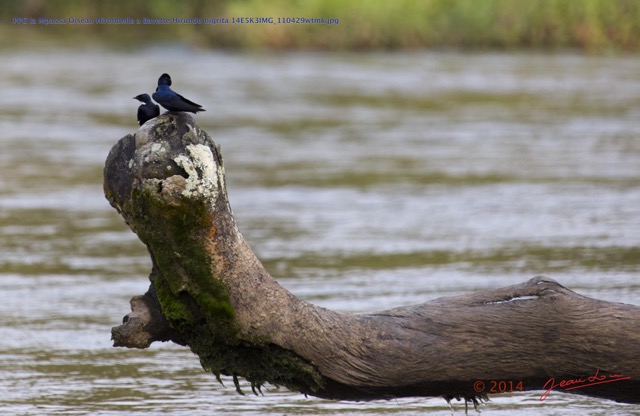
left=0, top=49, right=639, bottom=415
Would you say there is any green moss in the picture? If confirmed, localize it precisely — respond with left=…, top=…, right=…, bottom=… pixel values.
left=129, top=186, right=237, bottom=339
left=128, top=182, right=326, bottom=394
left=152, top=276, right=194, bottom=332
left=192, top=336, right=325, bottom=395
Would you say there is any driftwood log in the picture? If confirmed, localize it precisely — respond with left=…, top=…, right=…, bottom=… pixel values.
left=104, top=113, right=640, bottom=406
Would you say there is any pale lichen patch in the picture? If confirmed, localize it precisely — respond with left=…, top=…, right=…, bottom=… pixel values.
left=174, top=144, right=218, bottom=199
left=151, top=142, right=163, bottom=153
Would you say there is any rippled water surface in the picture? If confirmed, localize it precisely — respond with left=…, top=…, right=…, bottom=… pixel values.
left=1, top=49, right=639, bottom=415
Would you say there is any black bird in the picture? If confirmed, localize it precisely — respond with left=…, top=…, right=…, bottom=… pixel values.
left=133, top=93, right=160, bottom=126
left=152, top=73, right=205, bottom=113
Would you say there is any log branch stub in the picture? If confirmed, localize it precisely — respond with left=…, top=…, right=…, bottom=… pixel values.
left=104, top=113, right=640, bottom=404
left=112, top=283, right=185, bottom=348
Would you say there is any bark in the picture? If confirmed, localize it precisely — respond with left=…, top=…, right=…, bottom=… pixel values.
left=104, top=113, right=640, bottom=405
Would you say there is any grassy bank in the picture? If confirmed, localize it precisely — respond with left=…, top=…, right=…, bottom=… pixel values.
left=2, top=0, right=640, bottom=51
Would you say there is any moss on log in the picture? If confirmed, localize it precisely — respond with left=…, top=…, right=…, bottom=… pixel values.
left=105, top=113, right=640, bottom=405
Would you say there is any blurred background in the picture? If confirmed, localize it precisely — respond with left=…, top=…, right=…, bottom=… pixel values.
left=3, top=0, right=640, bottom=50
left=1, top=1, right=639, bottom=415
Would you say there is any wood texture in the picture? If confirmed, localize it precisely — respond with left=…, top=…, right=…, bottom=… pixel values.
left=105, top=113, right=640, bottom=404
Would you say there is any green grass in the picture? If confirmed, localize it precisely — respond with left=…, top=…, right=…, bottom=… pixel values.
left=2, top=0, right=640, bottom=51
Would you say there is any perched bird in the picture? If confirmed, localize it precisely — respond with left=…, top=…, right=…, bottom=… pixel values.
left=133, top=93, right=160, bottom=126
left=152, top=73, right=205, bottom=113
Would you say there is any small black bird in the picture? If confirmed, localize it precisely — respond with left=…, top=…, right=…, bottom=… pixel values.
left=152, top=73, right=205, bottom=113
left=133, top=93, right=160, bottom=126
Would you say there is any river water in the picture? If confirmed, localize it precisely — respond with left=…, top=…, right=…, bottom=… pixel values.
left=0, top=48, right=639, bottom=415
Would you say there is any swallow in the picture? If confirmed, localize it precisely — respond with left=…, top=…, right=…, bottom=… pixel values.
left=152, top=73, right=205, bottom=113
left=133, top=93, right=160, bottom=126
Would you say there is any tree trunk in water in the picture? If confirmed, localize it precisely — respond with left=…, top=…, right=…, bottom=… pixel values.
left=104, top=113, right=640, bottom=405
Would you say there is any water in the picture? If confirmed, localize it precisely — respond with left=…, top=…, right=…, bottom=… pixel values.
left=0, top=48, right=639, bottom=415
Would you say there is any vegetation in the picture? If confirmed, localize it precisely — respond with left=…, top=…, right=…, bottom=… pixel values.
left=2, top=0, right=640, bottom=51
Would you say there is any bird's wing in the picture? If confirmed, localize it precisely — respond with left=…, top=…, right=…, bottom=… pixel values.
left=176, top=92, right=203, bottom=109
